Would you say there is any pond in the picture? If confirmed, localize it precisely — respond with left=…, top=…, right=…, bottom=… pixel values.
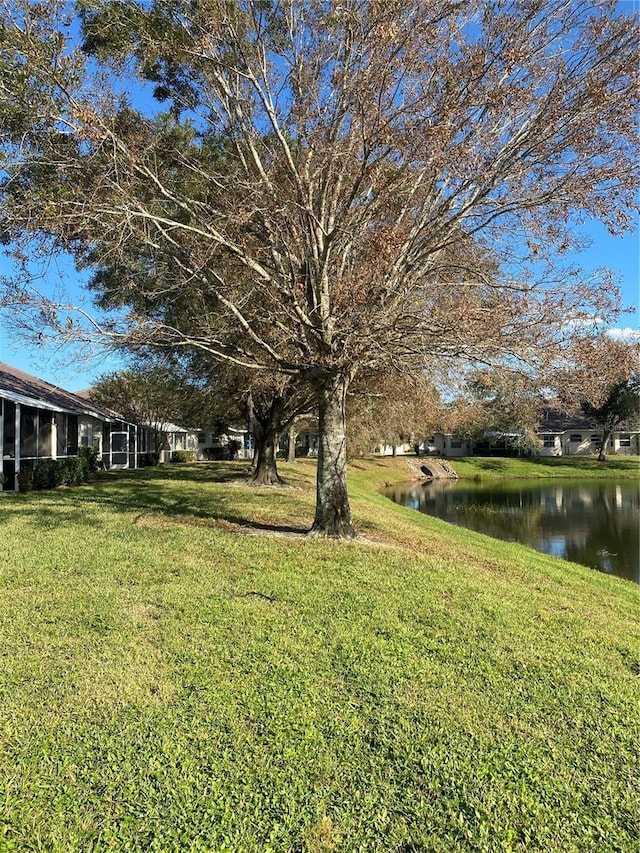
left=385, top=478, right=640, bottom=584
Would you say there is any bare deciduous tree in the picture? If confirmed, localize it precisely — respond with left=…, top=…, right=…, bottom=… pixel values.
left=0, top=0, right=638, bottom=535
left=347, top=372, right=439, bottom=458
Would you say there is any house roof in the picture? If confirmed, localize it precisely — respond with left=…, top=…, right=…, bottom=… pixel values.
left=0, top=362, right=124, bottom=422
left=538, top=409, right=597, bottom=433
left=538, top=408, right=638, bottom=434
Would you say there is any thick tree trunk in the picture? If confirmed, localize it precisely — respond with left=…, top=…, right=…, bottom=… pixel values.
left=311, top=371, right=355, bottom=538
left=597, top=427, right=613, bottom=462
left=249, top=423, right=282, bottom=485
left=245, top=389, right=284, bottom=485
left=287, top=423, right=298, bottom=463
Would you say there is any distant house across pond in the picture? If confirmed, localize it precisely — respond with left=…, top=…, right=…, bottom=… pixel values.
left=534, top=409, right=639, bottom=457
left=409, top=410, right=639, bottom=458
left=0, top=363, right=152, bottom=491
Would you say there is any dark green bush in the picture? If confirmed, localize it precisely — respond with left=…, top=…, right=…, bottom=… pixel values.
left=18, top=466, right=34, bottom=492
left=172, top=450, right=196, bottom=463
left=203, top=447, right=225, bottom=460
left=33, top=460, right=66, bottom=490
left=61, top=457, right=85, bottom=485
left=227, top=439, right=242, bottom=459
left=78, top=445, right=100, bottom=475
left=33, top=456, right=90, bottom=490
left=140, top=452, right=160, bottom=467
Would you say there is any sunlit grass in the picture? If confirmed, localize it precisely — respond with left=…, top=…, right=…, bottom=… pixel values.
left=448, top=454, right=640, bottom=479
left=0, top=459, right=638, bottom=851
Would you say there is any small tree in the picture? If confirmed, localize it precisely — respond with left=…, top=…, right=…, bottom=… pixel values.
left=553, top=335, right=640, bottom=460
left=582, top=377, right=640, bottom=461
left=449, top=368, right=546, bottom=454
left=175, top=354, right=317, bottom=484
left=347, top=372, right=440, bottom=458
left=242, top=374, right=317, bottom=485
left=90, top=362, right=214, bottom=452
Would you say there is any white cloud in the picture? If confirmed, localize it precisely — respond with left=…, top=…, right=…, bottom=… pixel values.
left=606, top=327, right=640, bottom=342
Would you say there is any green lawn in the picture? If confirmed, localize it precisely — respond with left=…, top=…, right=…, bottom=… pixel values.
left=425, top=454, right=640, bottom=480
left=0, top=459, right=638, bottom=852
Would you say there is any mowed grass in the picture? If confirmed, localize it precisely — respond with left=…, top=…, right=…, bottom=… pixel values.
left=446, top=454, right=640, bottom=480
left=0, top=459, right=638, bottom=852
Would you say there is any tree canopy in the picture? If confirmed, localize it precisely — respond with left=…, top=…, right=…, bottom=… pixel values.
left=581, top=376, right=640, bottom=460
left=89, top=359, right=225, bottom=449
left=552, top=335, right=640, bottom=460
left=0, top=0, right=638, bottom=535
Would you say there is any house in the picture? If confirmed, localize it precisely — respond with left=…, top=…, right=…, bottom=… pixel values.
left=0, top=363, right=151, bottom=491
left=195, top=426, right=253, bottom=461
left=422, top=433, right=474, bottom=457
left=414, top=412, right=639, bottom=459
left=536, top=410, right=639, bottom=457
left=141, top=421, right=200, bottom=463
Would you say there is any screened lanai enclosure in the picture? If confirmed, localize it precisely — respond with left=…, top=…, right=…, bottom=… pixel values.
left=0, top=363, right=150, bottom=491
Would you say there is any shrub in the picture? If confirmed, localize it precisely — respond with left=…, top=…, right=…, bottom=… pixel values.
left=203, top=447, right=226, bottom=460
left=33, top=459, right=66, bottom=490
left=227, top=439, right=242, bottom=459
left=140, top=452, right=160, bottom=467
left=172, top=450, right=196, bottom=463
left=32, top=456, right=90, bottom=490
left=61, top=457, right=86, bottom=485
left=78, top=445, right=100, bottom=476
left=18, top=466, right=34, bottom=492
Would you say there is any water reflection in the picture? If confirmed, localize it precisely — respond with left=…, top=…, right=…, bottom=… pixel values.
left=386, top=478, right=640, bottom=583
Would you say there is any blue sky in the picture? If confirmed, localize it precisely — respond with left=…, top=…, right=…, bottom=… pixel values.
left=0, top=218, right=637, bottom=393
left=0, top=2, right=638, bottom=393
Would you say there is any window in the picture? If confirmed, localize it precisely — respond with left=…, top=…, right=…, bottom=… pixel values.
left=449, top=439, right=462, bottom=449
left=542, top=435, right=556, bottom=448
left=79, top=420, right=101, bottom=448
left=198, top=433, right=206, bottom=443
left=20, top=406, right=38, bottom=458
left=569, top=434, right=583, bottom=443
left=619, top=433, right=631, bottom=447
left=39, top=412, right=53, bottom=458
left=590, top=435, right=601, bottom=443
left=67, top=415, right=78, bottom=456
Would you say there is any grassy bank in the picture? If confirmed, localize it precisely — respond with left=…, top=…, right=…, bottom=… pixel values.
left=0, top=459, right=638, bottom=852
left=439, top=454, right=640, bottom=480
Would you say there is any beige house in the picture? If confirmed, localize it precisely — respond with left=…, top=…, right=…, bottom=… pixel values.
left=536, top=410, right=639, bottom=457
left=413, top=412, right=639, bottom=459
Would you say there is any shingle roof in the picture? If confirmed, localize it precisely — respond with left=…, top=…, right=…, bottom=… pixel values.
left=538, top=408, right=638, bottom=433
left=0, top=362, right=121, bottom=421
left=538, top=409, right=597, bottom=432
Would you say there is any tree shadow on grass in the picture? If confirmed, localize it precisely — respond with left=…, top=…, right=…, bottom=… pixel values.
left=93, top=463, right=312, bottom=536
left=466, top=459, right=512, bottom=472
left=0, top=462, right=312, bottom=537
left=0, top=495, right=103, bottom=529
